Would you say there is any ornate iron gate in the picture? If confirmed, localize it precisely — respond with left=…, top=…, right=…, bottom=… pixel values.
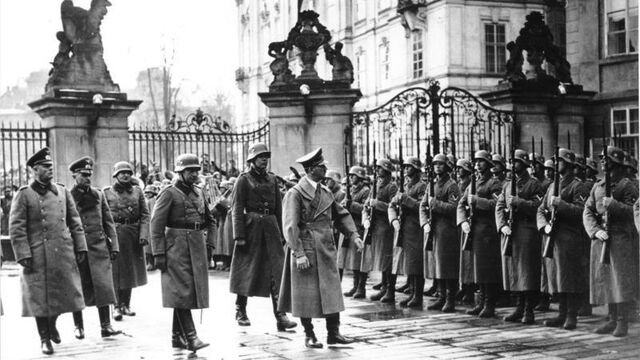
left=348, top=80, right=515, bottom=168
left=1, top=121, right=49, bottom=188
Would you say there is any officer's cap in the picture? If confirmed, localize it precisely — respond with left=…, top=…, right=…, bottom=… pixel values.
left=69, top=156, right=94, bottom=175
left=296, top=147, right=328, bottom=168
left=27, top=147, right=53, bottom=168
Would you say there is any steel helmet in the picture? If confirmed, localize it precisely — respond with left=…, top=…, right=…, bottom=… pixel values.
left=554, top=148, right=575, bottom=164
left=543, top=159, right=554, bottom=170
left=174, top=153, right=201, bottom=172
left=376, top=158, right=393, bottom=173
left=600, top=146, right=625, bottom=165
left=474, top=150, right=493, bottom=165
left=574, top=154, right=586, bottom=168
left=112, top=161, right=134, bottom=177
left=513, top=149, right=531, bottom=166
left=491, top=154, right=506, bottom=167
left=325, top=170, right=342, bottom=182
left=144, top=184, right=159, bottom=195
left=348, top=166, right=367, bottom=179
left=456, top=159, right=473, bottom=173
left=432, top=153, right=451, bottom=170
left=247, top=143, right=270, bottom=162
left=586, top=158, right=598, bottom=172
left=403, top=156, right=422, bottom=170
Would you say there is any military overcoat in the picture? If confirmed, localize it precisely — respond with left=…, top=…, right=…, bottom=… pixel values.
left=338, top=183, right=369, bottom=271
left=456, top=176, right=474, bottom=284
left=143, top=196, right=156, bottom=256
left=371, top=178, right=398, bottom=272
left=388, top=177, right=426, bottom=276
left=213, top=195, right=232, bottom=256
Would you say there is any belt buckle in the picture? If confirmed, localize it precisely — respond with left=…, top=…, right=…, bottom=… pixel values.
left=263, top=208, right=269, bottom=215
left=194, top=222, right=201, bottom=230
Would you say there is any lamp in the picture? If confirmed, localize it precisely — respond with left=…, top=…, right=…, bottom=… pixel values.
left=300, top=84, right=312, bottom=121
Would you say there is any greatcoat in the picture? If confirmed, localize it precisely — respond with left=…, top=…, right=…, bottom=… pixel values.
left=229, top=169, right=285, bottom=297
left=10, top=182, right=87, bottom=317
left=583, top=175, right=639, bottom=305
left=104, top=182, right=149, bottom=290
left=331, top=187, right=346, bottom=248
left=278, top=176, right=359, bottom=318
left=371, top=177, right=398, bottom=272
left=150, top=180, right=215, bottom=309
left=456, top=176, right=474, bottom=284
left=536, top=173, right=589, bottom=294
left=420, top=174, right=460, bottom=279
left=143, top=196, right=156, bottom=256
left=388, top=176, right=426, bottom=276
left=213, top=195, right=232, bottom=256
left=338, top=182, right=369, bottom=271
left=71, top=185, right=119, bottom=307
left=496, top=172, right=545, bottom=291
left=457, top=172, right=502, bottom=284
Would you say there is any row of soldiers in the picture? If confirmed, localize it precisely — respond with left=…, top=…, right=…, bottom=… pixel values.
left=334, top=145, right=638, bottom=337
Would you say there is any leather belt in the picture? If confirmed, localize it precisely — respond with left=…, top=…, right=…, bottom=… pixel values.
left=246, top=208, right=274, bottom=215
left=169, top=222, right=204, bottom=230
left=114, top=217, right=139, bottom=225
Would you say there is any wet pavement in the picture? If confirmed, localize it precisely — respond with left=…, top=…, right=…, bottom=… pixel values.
left=1, top=265, right=639, bottom=359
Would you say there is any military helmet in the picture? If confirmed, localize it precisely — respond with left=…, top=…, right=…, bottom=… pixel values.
left=325, top=170, right=342, bottom=182
left=473, top=150, right=493, bottom=165
left=529, top=152, right=545, bottom=165
left=574, top=154, right=586, bottom=168
left=112, top=161, right=134, bottom=177
left=348, top=166, right=367, bottom=179
left=144, top=184, right=159, bottom=195
left=544, top=159, right=554, bottom=170
left=600, top=146, right=625, bottom=165
left=174, top=153, right=201, bottom=172
left=446, top=154, right=456, bottom=170
left=376, top=158, right=393, bottom=173
left=247, top=143, right=270, bottom=162
left=624, top=153, right=638, bottom=172
left=432, top=153, right=451, bottom=170
left=491, top=154, right=506, bottom=167
left=456, top=159, right=473, bottom=173
left=513, top=149, right=530, bottom=166
left=586, top=157, right=598, bottom=172
left=554, top=148, right=575, bottom=164
left=403, top=156, right=422, bottom=170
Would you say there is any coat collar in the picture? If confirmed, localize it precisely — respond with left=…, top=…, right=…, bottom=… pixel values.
left=175, top=179, right=198, bottom=197
left=31, top=180, right=57, bottom=196
left=298, top=176, right=332, bottom=220
left=113, top=180, right=133, bottom=194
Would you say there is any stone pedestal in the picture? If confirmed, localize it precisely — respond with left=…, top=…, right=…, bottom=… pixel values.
left=259, top=86, right=362, bottom=176
left=29, top=90, right=141, bottom=188
left=481, top=84, right=596, bottom=158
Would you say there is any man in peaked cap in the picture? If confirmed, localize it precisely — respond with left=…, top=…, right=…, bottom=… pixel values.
left=10, top=147, right=88, bottom=355
left=229, top=143, right=297, bottom=331
left=67, top=156, right=122, bottom=340
left=278, top=147, right=363, bottom=348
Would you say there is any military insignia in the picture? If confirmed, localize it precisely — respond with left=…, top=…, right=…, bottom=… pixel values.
left=578, top=195, right=586, bottom=202
left=535, top=195, right=542, bottom=201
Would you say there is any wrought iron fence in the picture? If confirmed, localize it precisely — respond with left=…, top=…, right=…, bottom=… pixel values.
left=1, top=121, right=49, bottom=189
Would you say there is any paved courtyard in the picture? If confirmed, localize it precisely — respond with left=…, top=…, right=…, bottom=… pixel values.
left=1, top=265, right=638, bottom=360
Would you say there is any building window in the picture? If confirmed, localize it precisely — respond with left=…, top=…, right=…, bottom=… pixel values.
left=356, top=0, right=366, bottom=21
left=379, top=39, right=390, bottom=81
left=612, top=107, right=639, bottom=136
left=412, top=31, right=424, bottom=79
left=606, top=0, right=638, bottom=55
left=485, top=23, right=506, bottom=73
left=356, top=48, right=366, bottom=90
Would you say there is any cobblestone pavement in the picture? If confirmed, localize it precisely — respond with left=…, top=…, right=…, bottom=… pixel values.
left=1, top=265, right=638, bottom=360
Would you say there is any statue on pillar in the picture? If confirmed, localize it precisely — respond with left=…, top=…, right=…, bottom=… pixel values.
left=268, top=40, right=294, bottom=86
left=286, top=10, right=332, bottom=81
left=324, top=42, right=354, bottom=84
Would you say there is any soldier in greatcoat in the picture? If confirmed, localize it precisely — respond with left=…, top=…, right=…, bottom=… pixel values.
left=537, top=159, right=557, bottom=313
left=455, top=159, right=475, bottom=304
left=150, top=153, right=215, bottom=352
left=367, top=159, right=398, bottom=302
left=339, top=166, right=370, bottom=299
left=583, top=146, right=639, bottom=337
left=229, top=143, right=296, bottom=331
left=420, top=154, right=460, bottom=312
left=9, top=147, right=87, bottom=355
left=496, top=149, right=545, bottom=325
left=278, top=147, right=363, bottom=348
left=103, top=161, right=149, bottom=320
left=143, top=184, right=159, bottom=270
left=491, top=154, right=507, bottom=183
left=388, top=156, right=426, bottom=308
left=67, top=157, right=122, bottom=340
left=536, top=149, right=590, bottom=330
left=322, top=170, right=345, bottom=275
left=212, top=179, right=233, bottom=270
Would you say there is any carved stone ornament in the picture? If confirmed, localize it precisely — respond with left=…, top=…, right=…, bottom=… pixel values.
left=324, top=42, right=354, bottom=84
left=267, top=40, right=295, bottom=86
left=286, top=10, right=332, bottom=81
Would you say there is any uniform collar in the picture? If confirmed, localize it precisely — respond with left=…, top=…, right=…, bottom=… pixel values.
left=31, top=180, right=57, bottom=196
left=175, top=179, right=198, bottom=196
left=113, top=180, right=133, bottom=194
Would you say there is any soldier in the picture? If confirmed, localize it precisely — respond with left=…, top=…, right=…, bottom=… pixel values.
left=339, top=166, right=370, bottom=299
left=583, top=146, right=639, bottom=337
left=458, top=151, right=503, bottom=317
left=1, top=184, right=17, bottom=236
left=150, top=153, right=213, bottom=351
left=103, top=161, right=149, bottom=320
left=368, top=159, right=398, bottom=302
left=68, top=157, right=122, bottom=339
left=574, top=154, right=587, bottom=182
left=496, top=149, right=545, bottom=324
left=544, top=159, right=554, bottom=183
left=420, top=154, right=460, bottom=312
left=9, top=147, right=87, bottom=355
left=229, top=143, right=297, bottom=331
left=278, top=147, right=362, bottom=348
left=537, top=158, right=557, bottom=312
left=536, top=149, right=590, bottom=330
left=491, top=154, right=507, bottom=183
left=584, top=158, right=598, bottom=190
left=212, top=179, right=233, bottom=270
left=389, top=156, right=426, bottom=308
left=455, top=159, right=475, bottom=304
left=531, top=153, right=549, bottom=188
left=143, top=184, right=159, bottom=271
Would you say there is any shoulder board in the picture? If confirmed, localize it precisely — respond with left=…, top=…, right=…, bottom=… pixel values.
left=18, top=185, right=28, bottom=192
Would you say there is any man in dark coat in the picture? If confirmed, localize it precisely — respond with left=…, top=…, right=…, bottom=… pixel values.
left=1, top=184, right=16, bottom=235
left=420, top=154, right=460, bottom=312
left=9, top=147, right=87, bottom=355
left=103, top=161, right=149, bottom=320
left=455, top=159, right=475, bottom=304
left=536, top=149, right=590, bottom=330
left=496, top=149, right=545, bottom=325
left=68, top=157, right=122, bottom=339
left=143, top=184, right=159, bottom=271
left=583, top=146, right=639, bottom=337
left=150, top=153, right=215, bottom=351
left=229, top=143, right=296, bottom=331
left=278, top=147, right=363, bottom=348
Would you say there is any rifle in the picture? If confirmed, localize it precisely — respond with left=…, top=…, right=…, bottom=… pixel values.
left=424, top=137, right=434, bottom=251
left=343, top=145, right=352, bottom=248
left=362, top=142, right=377, bottom=245
left=393, top=136, right=405, bottom=248
left=462, top=131, right=475, bottom=251
left=600, top=119, right=611, bottom=264
left=502, top=129, right=516, bottom=257
left=543, top=125, right=560, bottom=258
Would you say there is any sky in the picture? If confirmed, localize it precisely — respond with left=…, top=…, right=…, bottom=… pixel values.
left=0, top=0, right=238, bottom=99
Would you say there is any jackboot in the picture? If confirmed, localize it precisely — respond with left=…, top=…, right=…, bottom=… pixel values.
left=146, top=254, right=156, bottom=271
left=504, top=292, right=525, bottom=322
left=396, top=278, right=410, bottom=293
left=73, top=311, right=84, bottom=339
left=461, top=284, right=476, bottom=305
left=353, top=272, right=368, bottom=299
left=544, top=293, right=567, bottom=327
left=120, top=289, right=136, bottom=316
left=380, top=273, right=396, bottom=303
left=301, top=318, right=323, bottom=348
left=423, top=280, right=438, bottom=297
left=441, top=279, right=457, bottom=313
left=372, top=272, right=386, bottom=291
left=171, top=309, right=187, bottom=349
left=466, top=284, right=485, bottom=316
left=407, top=276, right=424, bottom=308
left=522, top=291, right=537, bottom=325
left=177, top=309, right=209, bottom=352
left=36, top=317, right=53, bottom=355
left=399, top=276, right=415, bottom=307
left=455, top=284, right=466, bottom=302
left=478, top=284, right=497, bottom=318
left=613, top=302, right=629, bottom=337
left=578, top=292, right=592, bottom=316
left=48, top=316, right=61, bottom=344
left=563, top=293, right=579, bottom=330
left=272, top=292, right=297, bottom=331
left=344, top=271, right=359, bottom=297
left=99, top=306, right=122, bottom=338
left=427, top=280, right=446, bottom=310
left=326, top=313, right=355, bottom=345
left=595, top=303, right=618, bottom=334
left=535, top=292, right=550, bottom=312
left=113, top=304, right=123, bottom=321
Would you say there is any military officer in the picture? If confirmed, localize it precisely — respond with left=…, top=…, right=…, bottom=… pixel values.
left=229, top=143, right=296, bottom=331
left=150, top=153, right=215, bottom=351
left=9, top=147, right=87, bottom=355
left=68, top=157, right=122, bottom=339
left=583, top=146, right=639, bottom=337
left=278, top=148, right=363, bottom=348
left=103, top=161, right=149, bottom=320
left=420, top=154, right=460, bottom=312
left=455, top=158, right=475, bottom=304
left=496, top=149, right=545, bottom=325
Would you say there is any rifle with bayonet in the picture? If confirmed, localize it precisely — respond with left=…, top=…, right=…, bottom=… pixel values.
left=343, top=145, right=352, bottom=248
left=462, top=131, right=475, bottom=251
left=502, top=129, right=516, bottom=257
left=393, top=136, right=405, bottom=249
left=543, top=126, right=561, bottom=258
left=600, top=120, right=611, bottom=264
left=362, top=142, right=377, bottom=246
left=424, top=137, right=435, bottom=251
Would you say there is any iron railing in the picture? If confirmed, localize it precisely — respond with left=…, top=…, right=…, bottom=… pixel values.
left=1, top=121, right=49, bottom=189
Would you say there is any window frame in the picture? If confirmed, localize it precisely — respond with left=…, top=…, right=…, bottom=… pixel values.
left=411, top=30, right=424, bottom=80
left=611, top=106, right=640, bottom=136
left=604, top=0, right=638, bottom=56
left=379, top=38, right=390, bottom=81
left=484, top=22, right=507, bottom=74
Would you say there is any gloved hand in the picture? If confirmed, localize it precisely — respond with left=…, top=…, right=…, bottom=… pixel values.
left=139, top=238, right=149, bottom=246
left=295, top=255, right=310, bottom=271
left=75, top=251, right=87, bottom=264
left=595, top=230, right=609, bottom=242
left=363, top=218, right=371, bottom=228
left=18, top=258, right=33, bottom=270
left=602, top=197, right=613, bottom=209
left=110, top=251, right=119, bottom=261
left=501, top=226, right=512, bottom=236
left=354, top=237, right=364, bottom=251
left=544, top=224, right=552, bottom=235
left=369, top=199, right=378, bottom=208
left=423, top=223, right=431, bottom=235
left=154, top=255, right=167, bottom=272
left=392, top=219, right=401, bottom=232
left=461, top=221, right=471, bottom=234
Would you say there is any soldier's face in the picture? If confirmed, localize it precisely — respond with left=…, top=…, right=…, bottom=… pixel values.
left=181, top=169, right=200, bottom=185
left=545, top=169, right=554, bottom=179
left=116, top=171, right=132, bottom=183
left=558, top=160, right=567, bottom=174
left=404, top=165, right=417, bottom=177
left=349, top=174, right=359, bottom=185
left=476, top=160, right=489, bottom=172
left=75, top=172, right=92, bottom=187
left=513, top=160, right=526, bottom=174
left=34, top=164, right=53, bottom=183
left=323, top=178, right=336, bottom=189
left=433, top=162, right=446, bottom=175
left=254, top=156, right=269, bottom=170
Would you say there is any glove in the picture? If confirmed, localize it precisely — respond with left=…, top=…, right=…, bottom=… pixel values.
left=423, top=223, right=431, bottom=234
left=363, top=218, right=371, bottom=229
left=595, top=230, right=609, bottom=242
left=354, top=237, right=364, bottom=251
left=544, top=224, right=552, bottom=235
left=461, top=221, right=471, bottom=234
left=75, top=251, right=87, bottom=264
left=139, top=238, right=149, bottom=246
left=392, top=219, right=401, bottom=232
left=18, top=258, right=33, bottom=270
left=295, top=255, right=310, bottom=271
left=110, top=251, right=119, bottom=261
left=154, top=255, right=167, bottom=272
left=602, top=197, right=613, bottom=209
left=501, top=226, right=512, bottom=236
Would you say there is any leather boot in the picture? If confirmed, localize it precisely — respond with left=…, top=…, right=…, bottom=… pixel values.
left=380, top=273, right=396, bottom=303
left=578, top=292, right=592, bottom=316
left=462, top=284, right=476, bottom=305
left=99, top=306, right=122, bottom=338
left=423, top=280, right=438, bottom=297
left=73, top=311, right=84, bottom=339
left=48, top=316, right=61, bottom=344
left=479, top=284, right=497, bottom=318
left=353, top=272, right=367, bottom=299
left=171, top=309, right=187, bottom=348
left=544, top=293, right=567, bottom=327
left=121, top=289, right=136, bottom=316
left=595, top=303, right=618, bottom=334
left=301, top=318, right=323, bottom=348
left=37, top=317, right=53, bottom=355
left=427, top=280, right=446, bottom=310
left=455, top=284, right=466, bottom=302
left=146, top=254, right=156, bottom=271
left=441, top=279, right=456, bottom=313
left=399, top=276, right=415, bottom=307
left=466, top=285, right=485, bottom=316
left=504, top=292, right=525, bottom=322
left=613, top=302, right=629, bottom=337
left=235, top=295, right=251, bottom=326
left=396, top=279, right=410, bottom=293
left=563, top=293, right=579, bottom=330
left=344, top=272, right=359, bottom=297
left=372, top=272, right=386, bottom=291
left=370, top=283, right=387, bottom=301
left=407, top=276, right=424, bottom=308
left=178, top=309, right=209, bottom=352
left=522, top=291, right=537, bottom=325
left=326, top=313, right=355, bottom=345
left=113, top=304, right=123, bottom=321
left=535, top=292, right=550, bottom=311
left=272, top=292, right=297, bottom=331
